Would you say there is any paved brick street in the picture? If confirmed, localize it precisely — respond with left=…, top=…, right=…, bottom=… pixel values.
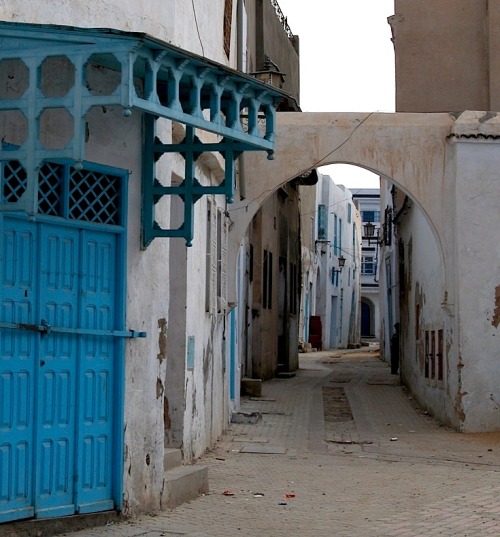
left=61, top=346, right=500, bottom=537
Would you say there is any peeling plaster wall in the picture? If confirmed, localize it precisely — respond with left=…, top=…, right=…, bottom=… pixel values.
left=454, top=140, right=500, bottom=432
left=396, top=199, right=456, bottom=427
left=251, top=197, right=280, bottom=380
left=181, top=197, right=230, bottom=460
left=0, top=0, right=237, bottom=515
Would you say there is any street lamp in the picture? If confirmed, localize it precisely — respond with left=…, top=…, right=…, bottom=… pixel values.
left=364, top=222, right=376, bottom=245
left=338, top=255, right=346, bottom=271
left=331, top=255, right=347, bottom=281
left=250, top=57, right=286, bottom=89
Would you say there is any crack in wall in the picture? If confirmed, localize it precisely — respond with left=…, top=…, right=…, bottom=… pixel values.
left=492, top=285, right=500, bottom=328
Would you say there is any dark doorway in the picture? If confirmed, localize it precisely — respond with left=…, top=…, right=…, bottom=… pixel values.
left=361, top=301, right=372, bottom=337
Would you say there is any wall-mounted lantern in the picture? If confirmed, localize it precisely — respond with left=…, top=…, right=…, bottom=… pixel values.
left=364, top=221, right=376, bottom=245
left=338, top=255, right=346, bottom=271
left=251, top=56, right=286, bottom=89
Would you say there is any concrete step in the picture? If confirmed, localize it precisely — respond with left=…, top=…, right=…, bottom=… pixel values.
left=164, top=447, right=183, bottom=471
left=163, top=465, right=209, bottom=508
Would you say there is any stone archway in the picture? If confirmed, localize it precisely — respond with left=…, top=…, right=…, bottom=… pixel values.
left=229, top=110, right=500, bottom=432
left=230, top=112, right=454, bottom=292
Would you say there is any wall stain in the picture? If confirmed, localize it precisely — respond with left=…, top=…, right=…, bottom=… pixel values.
left=455, top=359, right=466, bottom=423
left=164, top=396, right=171, bottom=430
left=492, top=285, right=500, bottom=328
left=157, top=318, right=168, bottom=363
left=415, top=282, right=425, bottom=371
left=156, top=377, right=164, bottom=399
left=445, top=337, right=452, bottom=397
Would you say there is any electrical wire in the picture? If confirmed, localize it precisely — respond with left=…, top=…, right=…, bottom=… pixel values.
left=191, top=0, right=205, bottom=56
left=228, top=111, right=377, bottom=214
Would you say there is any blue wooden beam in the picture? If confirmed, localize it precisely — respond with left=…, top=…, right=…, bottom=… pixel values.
left=0, top=22, right=285, bottom=245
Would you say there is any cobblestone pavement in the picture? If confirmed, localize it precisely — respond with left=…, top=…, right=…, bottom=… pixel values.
left=62, top=346, right=500, bottom=537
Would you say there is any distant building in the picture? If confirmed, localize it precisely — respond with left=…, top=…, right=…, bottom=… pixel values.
left=301, top=173, right=361, bottom=351
left=352, top=188, right=381, bottom=340
left=378, top=183, right=398, bottom=367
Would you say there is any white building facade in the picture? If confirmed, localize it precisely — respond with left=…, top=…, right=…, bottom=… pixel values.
left=305, top=173, right=361, bottom=350
left=0, top=0, right=286, bottom=521
left=352, top=188, right=381, bottom=340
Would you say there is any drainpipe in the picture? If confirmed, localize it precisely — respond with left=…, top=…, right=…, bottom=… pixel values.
left=237, top=0, right=244, bottom=72
left=237, top=0, right=247, bottom=199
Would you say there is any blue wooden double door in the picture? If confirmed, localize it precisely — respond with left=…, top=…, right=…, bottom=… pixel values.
left=0, top=215, right=122, bottom=522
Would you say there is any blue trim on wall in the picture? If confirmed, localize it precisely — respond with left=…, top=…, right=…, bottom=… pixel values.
left=230, top=308, right=237, bottom=400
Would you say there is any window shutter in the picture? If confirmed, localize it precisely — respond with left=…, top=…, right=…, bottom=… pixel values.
left=318, top=204, right=327, bottom=240
left=206, top=199, right=218, bottom=314
left=219, top=209, right=229, bottom=312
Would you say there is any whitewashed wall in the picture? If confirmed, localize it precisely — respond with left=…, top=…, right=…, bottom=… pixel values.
left=0, top=0, right=239, bottom=514
left=0, top=1, right=237, bottom=67
left=396, top=198, right=453, bottom=426
left=453, top=139, right=500, bottom=432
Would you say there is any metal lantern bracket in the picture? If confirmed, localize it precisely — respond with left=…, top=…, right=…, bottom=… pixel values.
left=0, top=22, right=285, bottom=246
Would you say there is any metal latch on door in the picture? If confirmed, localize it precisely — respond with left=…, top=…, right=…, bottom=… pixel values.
left=0, top=320, right=147, bottom=338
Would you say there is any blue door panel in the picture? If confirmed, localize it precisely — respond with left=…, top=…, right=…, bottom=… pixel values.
left=0, top=217, right=36, bottom=522
left=0, top=218, right=120, bottom=522
left=35, top=223, right=79, bottom=518
left=76, top=230, right=116, bottom=513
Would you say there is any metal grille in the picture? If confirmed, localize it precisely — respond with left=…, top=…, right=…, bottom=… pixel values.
left=1, top=160, right=122, bottom=225
left=69, top=168, right=120, bottom=224
left=38, top=162, right=63, bottom=216
left=2, top=160, right=27, bottom=202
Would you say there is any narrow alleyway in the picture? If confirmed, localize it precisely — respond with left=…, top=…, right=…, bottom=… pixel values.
left=39, top=348, right=500, bottom=535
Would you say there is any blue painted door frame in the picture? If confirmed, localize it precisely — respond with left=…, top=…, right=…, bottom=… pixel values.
left=0, top=161, right=129, bottom=523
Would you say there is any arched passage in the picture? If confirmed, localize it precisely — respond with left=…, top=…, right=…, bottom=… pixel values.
left=228, top=110, right=500, bottom=432
left=229, top=112, right=454, bottom=305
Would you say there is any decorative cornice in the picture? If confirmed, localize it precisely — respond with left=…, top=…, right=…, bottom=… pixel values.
left=449, top=111, right=500, bottom=140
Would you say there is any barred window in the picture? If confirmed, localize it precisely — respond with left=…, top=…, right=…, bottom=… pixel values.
left=2, top=160, right=27, bottom=203
left=69, top=168, right=121, bottom=224
left=206, top=199, right=228, bottom=314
